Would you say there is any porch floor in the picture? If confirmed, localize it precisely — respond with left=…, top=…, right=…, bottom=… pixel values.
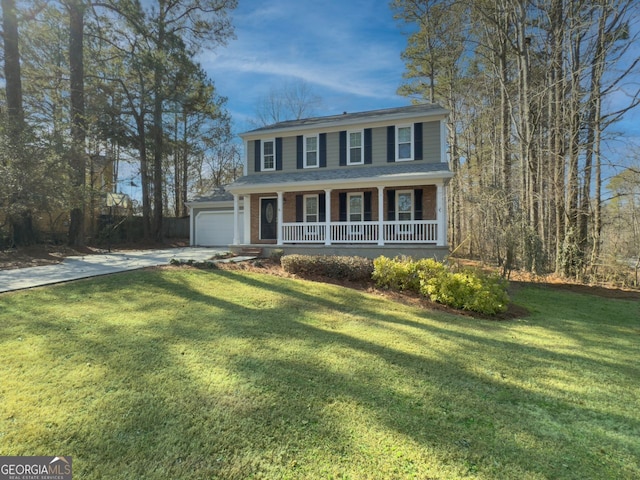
left=230, top=244, right=450, bottom=261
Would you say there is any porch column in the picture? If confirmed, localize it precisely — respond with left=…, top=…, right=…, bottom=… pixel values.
left=377, top=186, right=385, bottom=246
left=188, top=206, right=195, bottom=246
left=232, top=194, right=240, bottom=245
left=437, top=182, right=446, bottom=246
left=277, top=191, right=283, bottom=246
left=243, top=195, right=251, bottom=244
left=324, top=189, right=332, bottom=245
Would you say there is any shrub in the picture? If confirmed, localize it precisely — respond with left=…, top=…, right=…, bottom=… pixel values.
left=373, top=255, right=509, bottom=315
left=421, top=268, right=509, bottom=315
left=372, top=256, right=446, bottom=293
left=270, top=249, right=285, bottom=263
left=281, top=254, right=373, bottom=282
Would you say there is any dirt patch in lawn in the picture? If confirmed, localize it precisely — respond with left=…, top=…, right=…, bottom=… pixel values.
left=0, top=240, right=190, bottom=271
left=0, top=245, right=97, bottom=270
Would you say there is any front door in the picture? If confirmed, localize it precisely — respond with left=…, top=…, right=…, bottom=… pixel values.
left=260, top=198, right=277, bottom=240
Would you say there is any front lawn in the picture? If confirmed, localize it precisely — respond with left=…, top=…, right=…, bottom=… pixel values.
left=0, top=269, right=638, bottom=479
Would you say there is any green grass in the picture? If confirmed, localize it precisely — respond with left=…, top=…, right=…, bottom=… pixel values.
left=0, top=269, right=638, bottom=479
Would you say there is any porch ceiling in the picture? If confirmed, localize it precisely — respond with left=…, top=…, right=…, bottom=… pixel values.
left=227, top=162, right=453, bottom=194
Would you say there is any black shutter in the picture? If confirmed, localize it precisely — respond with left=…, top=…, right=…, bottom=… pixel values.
left=364, top=128, right=372, bottom=164
left=296, top=195, right=303, bottom=222
left=319, top=133, right=327, bottom=168
left=339, top=131, right=347, bottom=166
left=319, top=193, right=326, bottom=222
left=254, top=139, right=261, bottom=172
left=387, top=126, right=395, bottom=162
left=414, top=189, right=423, bottom=220
left=296, top=135, right=303, bottom=169
left=414, top=122, right=423, bottom=160
left=275, top=137, right=283, bottom=170
left=387, top=189, right=396, bottom=221
left=339, top=192, right=347, bottom=221
left=364, top=191, right=372, bottom=221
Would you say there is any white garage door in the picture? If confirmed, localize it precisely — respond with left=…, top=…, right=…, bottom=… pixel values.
left=195, top=211, right=243, bottom=246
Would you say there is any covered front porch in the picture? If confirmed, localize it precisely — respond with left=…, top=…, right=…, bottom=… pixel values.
left=226, top=162, right=453, bottom=255
left=231, top=184, right=447, bottom=246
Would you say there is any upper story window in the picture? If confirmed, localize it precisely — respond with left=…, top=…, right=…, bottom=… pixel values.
left=304, top=135, right=318, bottom=168
left=348, top=130, right=364, bottom=165
left=396, top=125, right=413, bottom=161
left=262, top=139, right=276, bottom=171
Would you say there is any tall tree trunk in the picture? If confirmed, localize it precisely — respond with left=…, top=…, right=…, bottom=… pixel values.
left=1, top=0, right=23, bottom=130
left=151, top=2, right=166, bottom=242
left=181, top=113, right=189, bottom=217
left=173, top=112, right=181, bottom=218
left=588, top=2, right=611, bottom=273
left=68, top=0, right=86, bottom=246
left=2, top=0, right=34, bottom=246
left=549, top=0, right=565, bottom=272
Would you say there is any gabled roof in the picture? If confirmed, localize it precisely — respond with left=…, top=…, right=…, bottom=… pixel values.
left=227, top=162, right=453, bottom=194
left=241, top=103, right=448, bottom=138
left=185, top=186, right=234, bottom=208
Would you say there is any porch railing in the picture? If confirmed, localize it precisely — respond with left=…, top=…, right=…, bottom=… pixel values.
left=280, top=221, right=439, bottom=244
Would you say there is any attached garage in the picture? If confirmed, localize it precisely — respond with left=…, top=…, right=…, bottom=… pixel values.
left=185, top=188, right=245, bottom=247
left=194, top=211, right=243, bottom=246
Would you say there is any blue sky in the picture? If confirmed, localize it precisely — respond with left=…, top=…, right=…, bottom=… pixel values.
left=198, top=0, right=411, bottom=135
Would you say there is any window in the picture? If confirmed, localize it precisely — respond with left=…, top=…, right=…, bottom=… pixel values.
left=304, top=135, right=318, bottom=168
left=396, top=125, right=413, bottom=161
left=348, top=131, right=363, bottom=165
left=396, top=191, right=414, bottom=221
left=348, top=193, right=363, bottom=222
left=396, top=190, right=414, bottom=234
left=304, top=195, right=318, bottom=223
left=262, top=139, right=275, bottom=171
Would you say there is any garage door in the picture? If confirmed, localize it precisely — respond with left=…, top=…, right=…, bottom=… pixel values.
left=195, top=211, right=244, bottom=246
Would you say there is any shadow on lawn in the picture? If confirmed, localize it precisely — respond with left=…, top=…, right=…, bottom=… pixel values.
left=3, top=269, right=638, bottom=479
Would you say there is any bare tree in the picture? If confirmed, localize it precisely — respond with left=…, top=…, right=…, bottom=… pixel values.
left=253, top=79, right=322, bottom=126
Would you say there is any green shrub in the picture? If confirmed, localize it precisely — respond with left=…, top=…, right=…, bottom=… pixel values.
left=373, top=255, right=509, bottom=315
left=372, top=256, right=446, bottom=293
left=281, top=254, right=373, bottom=281
left=270, top=249, right=285, bottom=263
left=421, top=268, right=509, bottom=315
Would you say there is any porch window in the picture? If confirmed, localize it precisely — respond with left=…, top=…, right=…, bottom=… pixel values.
left=305, top=195, right=319, bottom=222
left=348, top=193, right=363, bottom=222
left=305, top=135, right=318, bottom=168
left=348, top=131, right=363, bottom=165
left=396, top=190, right=414, bottom=221
left=396, top=125, right=413, bottom=161
left=262, top=139, right=275, bottom=171
left=397, top=190, right=414, bottom=235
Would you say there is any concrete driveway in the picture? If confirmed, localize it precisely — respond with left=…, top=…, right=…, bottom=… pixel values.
left=0, top=247, right=227, bottom=293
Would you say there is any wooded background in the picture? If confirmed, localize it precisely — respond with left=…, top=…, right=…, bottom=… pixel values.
left=0, top=0, right=240, bottom=247
left=393, top=0, right=640, bottom=283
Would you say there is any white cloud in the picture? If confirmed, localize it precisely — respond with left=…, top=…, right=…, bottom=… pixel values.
left=200, top=0, right=407, bottom=106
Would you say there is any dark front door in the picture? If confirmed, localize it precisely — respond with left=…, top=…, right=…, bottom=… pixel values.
left=260, top=198, right=277, bottom=240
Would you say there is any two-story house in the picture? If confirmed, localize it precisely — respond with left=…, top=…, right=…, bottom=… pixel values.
left=188, top=104, right=453, bottom=259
